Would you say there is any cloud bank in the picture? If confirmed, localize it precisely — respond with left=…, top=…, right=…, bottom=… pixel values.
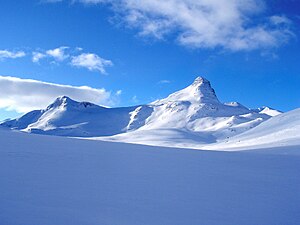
left=49, top=0, right=294, bottom=51
left=0, top=75, right=114, bottom=113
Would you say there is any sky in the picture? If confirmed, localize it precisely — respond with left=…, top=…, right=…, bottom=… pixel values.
left=0, top=0, right=299, bottom=120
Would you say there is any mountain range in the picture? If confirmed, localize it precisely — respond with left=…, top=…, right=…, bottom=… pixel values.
left=2, top=76, right=297, bottom=149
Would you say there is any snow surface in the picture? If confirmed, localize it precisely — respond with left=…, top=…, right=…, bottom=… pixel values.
left=1, top=128, right=300, bottom=225
left=99, top=108, right=300, bottom=150
left=206, top=108, right=300, bottom=150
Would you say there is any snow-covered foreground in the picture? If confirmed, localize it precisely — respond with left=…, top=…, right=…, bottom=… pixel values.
left=207, top=108, right=300, bottom=150
left=1, top=128, right=300, bottom=225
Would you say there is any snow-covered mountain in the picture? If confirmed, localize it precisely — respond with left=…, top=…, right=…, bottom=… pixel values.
left=130, top=77, right=270, bottom=135
left=1, top=77, right=281, bottom=144
left=96, top=77, right=284, bottom=148
left=253, top=106, right=282, bottom=117
left=2, top=96, right=136, bottom=137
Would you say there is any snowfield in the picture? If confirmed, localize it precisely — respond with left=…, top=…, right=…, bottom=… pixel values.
left=206, top=108, right=300, bottom=150
left=0, top=127, right=300, bottom=225
left=101, top=108, right=300, bottom=150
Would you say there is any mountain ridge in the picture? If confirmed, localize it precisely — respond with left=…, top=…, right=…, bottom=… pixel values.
left=1, top=77, right=283, bottom=146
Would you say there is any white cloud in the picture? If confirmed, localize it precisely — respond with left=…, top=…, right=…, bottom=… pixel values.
left=71, top=53, right=113, bottom=74
left=32, top=52, right=47, bottom=63
left=75, top=47, right=83, bottom=51
left=0, top=75, right=114, bottom=113
left=46, top=46, right=69, bottom=61
left=57, top=0, right=294, bottom=51
left=269, top=15, right=292, bottom=25
left=0, top=50, right=26, bottom=60
left=116, top=90, right=122, bottom=95
left=31, top=47, right=113, bottom=74
left=0, top=46, right=113, bottom=74
left=32, top=46, right=69, bottom=63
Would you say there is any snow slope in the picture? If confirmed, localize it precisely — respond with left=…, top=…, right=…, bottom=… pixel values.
left=1, top=77, right=275, bottom=146
left=206, top=108, right=300, bottom=150
left=0, top=128, right=300, bottom=225
left=101, top=108, right=299, bottom=150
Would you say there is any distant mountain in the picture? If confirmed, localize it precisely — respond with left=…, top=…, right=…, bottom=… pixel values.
left=1, top=77, right=281, bottom=146
left=252, top=106, right=282, bottom=117
left=2, top=96, right=137, bottom=137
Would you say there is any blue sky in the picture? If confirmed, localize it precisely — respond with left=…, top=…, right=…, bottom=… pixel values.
left=0, top=0, right=299, bottom=120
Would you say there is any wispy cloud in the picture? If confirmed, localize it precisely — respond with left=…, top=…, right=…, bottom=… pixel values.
left=0, top=75, right=116, bottom=113
left=269, top=15, right=292, bottom=25
left=30, top=46, right=113, bottom=74
left=116, top=90, right=122, bottom=96
left=131, top=95, right=138, bottom=104
left=46, top=46, right=69, bottom=61
left=71, top=53, right=113, bottom=74
left=77, top=0, right=105, bottom=4
left=41, top=0, right=63, bottom=3
left=0, top=50, right=26, bottom=60
left=32, top=46, right=69, bottom=63
left=32, top=52, right=47, bottom=63
left=48, top=0, right=294, bottom=51
left=158, top=80, right=171, bottom=84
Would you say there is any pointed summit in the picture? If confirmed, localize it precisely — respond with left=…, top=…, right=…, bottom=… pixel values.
left=188, top=76, right=219, bottom=103
left=46, top=96, right=101, bottom=111
left=153, top=76, right=220, bottom=104
left=55, top=95, right=74, bottom=102
left=191, top=76, right=210, bottom=86
left=46, top=96, right=89, bottom=111
left=48, top=96, right=77, bottom=109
